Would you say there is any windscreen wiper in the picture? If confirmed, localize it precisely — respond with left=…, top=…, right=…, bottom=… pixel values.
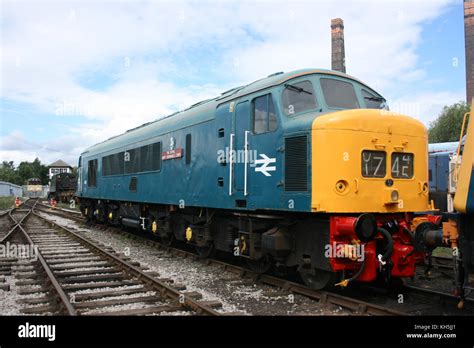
left=364, top=96, right=385, bottom=102
left=284, top=83, right=312, bottom=95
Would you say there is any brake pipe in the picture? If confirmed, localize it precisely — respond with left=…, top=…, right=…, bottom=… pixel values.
left=401, top=227, right=415, bottom=261
left=335, top=259, right=366, bottom=287
left=377, top=227, right=393, bottom=262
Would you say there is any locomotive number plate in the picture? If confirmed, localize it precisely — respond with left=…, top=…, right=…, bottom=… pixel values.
left=361, top=150, right=386, bottom=178
left=391, top=152, right=414, bottom=178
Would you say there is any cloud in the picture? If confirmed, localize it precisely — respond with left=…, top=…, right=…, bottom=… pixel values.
left=388, top=90, right=466, bottom=124
left=0, top=130, right=83, bottom=166
left=0, top=0, right=461, bottom=165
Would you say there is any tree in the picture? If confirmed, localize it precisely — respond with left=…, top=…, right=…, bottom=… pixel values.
left=17, top=162, right=34, bottom=184
left=0, top=159, right=49, bottom=185
left=31, top=158, right=49, bottom=184
left=428, top=101, right=470, bottom=143
left=0, top=161, right=18, bottom=184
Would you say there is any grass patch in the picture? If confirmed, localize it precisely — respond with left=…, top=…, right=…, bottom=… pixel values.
left=432, top=247, right=453, bottom=258
left=0, top=196, right=16, bottom=210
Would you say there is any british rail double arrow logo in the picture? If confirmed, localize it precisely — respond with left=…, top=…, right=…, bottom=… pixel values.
left=254, top=154, right=276, bottom=177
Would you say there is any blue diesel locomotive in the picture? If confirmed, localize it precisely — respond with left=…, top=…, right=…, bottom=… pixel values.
left=77, top=69, right=434, bottom=289
left=429, top=151, right=452, bottom=212
left=428, top=138, right=466, bottom=212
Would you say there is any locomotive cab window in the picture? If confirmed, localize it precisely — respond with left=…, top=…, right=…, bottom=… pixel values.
left=361, top=150, right=386, bottom=178
left=321, top=78, right=359, bottom=109
left=391, top=153, right=414, bottom=179
left=253, top=94, right=278, bottom=134
left=282, top=80, right=317, bottom=116
left=87, top=159, right=98, bottom=187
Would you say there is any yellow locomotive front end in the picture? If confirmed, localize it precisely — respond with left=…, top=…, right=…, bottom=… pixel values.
left=311, top=109, right=430, bottom=213
left=309, top=109, right=434, bottom=286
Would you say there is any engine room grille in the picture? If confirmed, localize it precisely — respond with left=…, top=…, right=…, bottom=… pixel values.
left=285, top=136, right=308, bottom=191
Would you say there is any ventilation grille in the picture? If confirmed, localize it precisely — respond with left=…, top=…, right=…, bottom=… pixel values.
left=285, top=136, right=308, bottom=191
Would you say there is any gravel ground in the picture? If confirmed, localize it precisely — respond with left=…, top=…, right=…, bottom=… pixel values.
left=34, top=212, right=350, bottom=316
left=0, top=275, right=25, bottom=315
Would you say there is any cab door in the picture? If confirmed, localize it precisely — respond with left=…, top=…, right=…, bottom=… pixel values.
left=233, top=101, right=250, bottom=199
left=230, top=93, right=282, bottom=209
left=246, top=93, right=282, bottom=208
left=77, top=156, right=83, bottom=195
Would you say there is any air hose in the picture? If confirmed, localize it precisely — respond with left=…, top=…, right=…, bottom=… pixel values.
left=402, top=227, right=415, bottom=261
left=337, top=228, right=393, bottom=288
left=403, top=227, right=415, bottom=242
left=335, top=259, right=366, bottom=287
left=377, top=227, right=393, bottom=262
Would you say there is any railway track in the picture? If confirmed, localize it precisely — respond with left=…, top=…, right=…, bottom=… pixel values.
left=0, top=209, right=15, bottom=241
left=404, top=284, right=474, bottom=309
left=0, top=199, right=39, bottom=292
left=34, top=203, right=407, bottom=316
left=0, top=208, right=31, bottom=242
left=35, top=201, right=85, bottom=224
left=0, top=210, right=13, bottom=239
left=37, top=201, right=474, bottom=315
left=430, top=255, right=456, bottom=272
left=3, top=200, right=223, bottom=316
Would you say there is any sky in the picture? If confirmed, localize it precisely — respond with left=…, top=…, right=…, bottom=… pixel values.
left=0, top=0, right=467, bottom=167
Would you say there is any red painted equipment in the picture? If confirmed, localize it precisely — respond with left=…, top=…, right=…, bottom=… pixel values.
left=329, top=214, right=418, bottom=286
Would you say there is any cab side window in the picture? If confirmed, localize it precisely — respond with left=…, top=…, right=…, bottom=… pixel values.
left=253, top=94, right=278, bottom=134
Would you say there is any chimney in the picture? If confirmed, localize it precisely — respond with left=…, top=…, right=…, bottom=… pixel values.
left=465, top=1, right=474, bottom=104
left=331, top=18, right=346, bottom=73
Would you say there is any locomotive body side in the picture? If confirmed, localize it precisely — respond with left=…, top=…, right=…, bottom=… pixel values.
left=76, top=69, right=435, bottom=289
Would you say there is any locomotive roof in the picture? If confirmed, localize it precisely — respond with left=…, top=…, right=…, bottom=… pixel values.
left=82, top=69, right=377, bottom=157
left=215, top=68, right=369, bottom=103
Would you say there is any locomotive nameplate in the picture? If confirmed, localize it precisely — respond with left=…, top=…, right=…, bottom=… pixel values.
left=162, top=148, right=183, bottom=160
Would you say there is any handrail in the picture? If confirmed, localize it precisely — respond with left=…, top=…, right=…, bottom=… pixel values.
left=229, top=133, right=234, bottom=196
left=244, top=131, right=250, bottom=196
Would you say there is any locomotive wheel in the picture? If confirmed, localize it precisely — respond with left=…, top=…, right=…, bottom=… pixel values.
left=96, top=207, right=106, bottom=224
left=84, top=206, right=95, bottom=223
left=161, top=233, right=176, bottom=247
left=195, top=244, right=214, bottom=258
left=247, top=255, right=272, bottom=274
left=299, top=268, right=338, bottom=290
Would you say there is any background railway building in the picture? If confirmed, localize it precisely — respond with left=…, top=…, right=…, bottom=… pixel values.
left=47, top=160, right=73, bottom=181
left=0, top=181, right=23, bottom=197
